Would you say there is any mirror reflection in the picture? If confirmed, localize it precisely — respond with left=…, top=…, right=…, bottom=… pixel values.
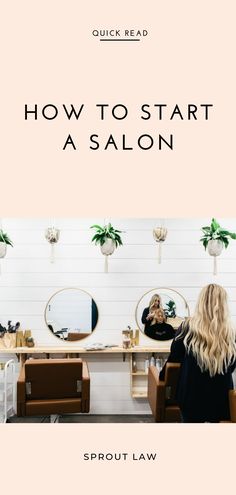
left=135, top=288, right=190, bottom=341
left=45, top=288, right=98, bottom=342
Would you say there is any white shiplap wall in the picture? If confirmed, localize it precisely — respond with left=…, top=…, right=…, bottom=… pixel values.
left=1, top=217, right=236, bottom=414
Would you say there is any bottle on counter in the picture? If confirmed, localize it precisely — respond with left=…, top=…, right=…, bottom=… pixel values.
left=144, top=359, right=149, bottom=374
left=132, top=357, right=137, bottom=373
left=122, top=328, right=131, bottom=349
left=156, top=358, right=163, bottom=373
left=150, top=356, right=155, bottom=367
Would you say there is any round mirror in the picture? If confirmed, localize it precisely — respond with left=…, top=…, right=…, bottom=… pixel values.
left=45, top=288, right=99, bottom=342
left=135, top=287, right=190, bottom=341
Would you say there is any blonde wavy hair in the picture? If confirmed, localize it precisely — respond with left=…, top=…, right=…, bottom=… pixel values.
left=149, top=294, right=162, bottom=309
left=183, top=284, right=236, bottom=376
left=151, top=308, right=167, bottom=325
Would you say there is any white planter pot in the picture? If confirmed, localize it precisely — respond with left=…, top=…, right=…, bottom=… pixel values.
left=0, top=242, right=7, bottom=258
left=207, top=239, right=223, bottom=257
left=153, top=228, right=168, bottom=264
left=45, top=227, right=60, bottom=263
left=45, top=227, right=60, bottom=244
left=100, top=238, right=116, bottom=256
left=153, top=227, right=168, bottom=242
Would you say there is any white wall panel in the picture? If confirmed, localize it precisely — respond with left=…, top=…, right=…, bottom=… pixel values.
left=1, top=272, right=236, bottom=288
left=6, top=244, right=236, bottom=260
left=3, top=258, right=236, bottom=273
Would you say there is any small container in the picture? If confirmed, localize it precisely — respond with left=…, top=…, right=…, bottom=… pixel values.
left=26, top=337, right=35, bottom=348
left=145, top=359, right=149, bottom=374
left=131, top=329, right=139, bottom=346
left=132, top=357, right=137, bottom=373
left=130, top=330, right=136, bottom=347
left=156, top=358, right=163, bottom=373
left=122, top=330, right=131, bottom=349
left=150, top=356, right=155, bottom=367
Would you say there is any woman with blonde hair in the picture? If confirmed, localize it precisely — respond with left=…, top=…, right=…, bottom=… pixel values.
left=142, top=294, right=175, bottom=340
left=160, top=284, right=236, bottom=422
left=142, top=294, right=162, bottom=328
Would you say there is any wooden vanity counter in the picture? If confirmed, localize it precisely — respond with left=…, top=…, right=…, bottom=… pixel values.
left=0, top=344, right=171, bottom=359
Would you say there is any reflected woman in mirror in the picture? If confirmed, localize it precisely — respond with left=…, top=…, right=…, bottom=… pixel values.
left=160, top=284, right=236, bottom=422
left=142, top=294, right=162, bottom=326
left=142, top=295, right=175, bottom=340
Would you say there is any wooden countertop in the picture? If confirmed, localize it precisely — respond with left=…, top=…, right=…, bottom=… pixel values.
left=0, top=344, right=171, bottom=354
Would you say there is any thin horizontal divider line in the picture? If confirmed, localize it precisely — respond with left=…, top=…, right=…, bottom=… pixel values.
left=1, top=285, right=236, bottom=289
left=0, top=271, right=234, bottom=274
left=8, top=242, right=207, bottom=246
left=100, top=38, right=140, bottom=42
left=2, top=299, right=234, bottom=303
left=11, top=243, right=212, bottom=246
left=5, top=257, right=236, bottom=261
left=5, top=228, right=212, bottom=233
left=5, top=227, right=213, bottom=231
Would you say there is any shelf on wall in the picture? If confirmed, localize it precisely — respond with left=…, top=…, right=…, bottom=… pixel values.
left=131, top=388, right=148, bottom=399
left=131, top=370, right=147, bottom=376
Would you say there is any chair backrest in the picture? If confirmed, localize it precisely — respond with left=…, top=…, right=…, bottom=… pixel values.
left=229, top=390, right=236, bottom=422
left=164, top=363, right=181, bottom=403
left=148, top=362, right=181, bottom=422
left=24, top=359, right=83, bottom=400
left=67, top=332, right=90, bottom=341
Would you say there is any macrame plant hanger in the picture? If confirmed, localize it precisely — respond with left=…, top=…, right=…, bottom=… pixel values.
left=45, top=219, right=60, bottom=263
left=153, top=219, right=168, bottom=264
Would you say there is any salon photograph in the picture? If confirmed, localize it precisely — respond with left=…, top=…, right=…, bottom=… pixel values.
left=0, top=217, right=236, bottom=423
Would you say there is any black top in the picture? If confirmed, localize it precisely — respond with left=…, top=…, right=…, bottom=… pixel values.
left=141, top=307, right=175, bottom=341
left=159, top=325, right=236, bottom=422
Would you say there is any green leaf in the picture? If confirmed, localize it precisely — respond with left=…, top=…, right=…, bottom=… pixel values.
left=0, top=230, right=13, bottom=247
left=201, top=238, right=208, bottom=250
left=90, top=223, right=123, bottom=247
left=200, top=219, right=236, bottom=250
left=90, top=224, right=104, bottom=230
left=222, top=238, right=229, bottom=248
left=211, top=218, right=220, bottom=232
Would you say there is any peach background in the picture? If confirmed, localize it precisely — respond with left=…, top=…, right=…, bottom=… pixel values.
left=2, top=0, right=236, bottom=217
left=1, top=1, right=236, bottom=493
left=1, top=424, right=236, bottom=494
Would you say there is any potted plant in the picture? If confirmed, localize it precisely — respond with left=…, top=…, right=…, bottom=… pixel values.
left=0, top=230, right=13, bottom=258
left=164, top=300, right=176, bottom=318
left=153, top=227, right=168, bottom=263
left=200, top=218, right=236, bottom=274
left=90, top=223, right=123, bottom=272
left=45, top=226, right=60, bottom=263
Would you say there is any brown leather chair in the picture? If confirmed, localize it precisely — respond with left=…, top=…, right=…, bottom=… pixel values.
left=17, top=358, right=90, bottom=418
left=229, top=390, right=236, bottom=422
left=148, top=363, right=236, bottom=423
left=148, top=363, right=181, bottom=422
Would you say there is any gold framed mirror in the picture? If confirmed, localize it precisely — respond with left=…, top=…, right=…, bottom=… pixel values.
left=135, top=287, right=190, bottom=341
left=44, top=288, right=99, bottom=342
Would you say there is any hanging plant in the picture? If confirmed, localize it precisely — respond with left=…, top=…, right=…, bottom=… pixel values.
left=153, top=227, right=168, bottom=263
left=0, top=230, right=13, bottom=259
left=200, top=218, right=236, bottom=275
left=45, top=226, right=60, bottom=263
left=90, top=223, right=123, bottom=272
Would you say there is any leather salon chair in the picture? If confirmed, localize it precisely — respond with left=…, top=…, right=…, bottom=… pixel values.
left=148, top=363, right=181, bottom=422
left=229, top=390, right=236, bottom=422
left=148, top=363, right=236, bottom=423
left=17, top=358, right=90, bottom=421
